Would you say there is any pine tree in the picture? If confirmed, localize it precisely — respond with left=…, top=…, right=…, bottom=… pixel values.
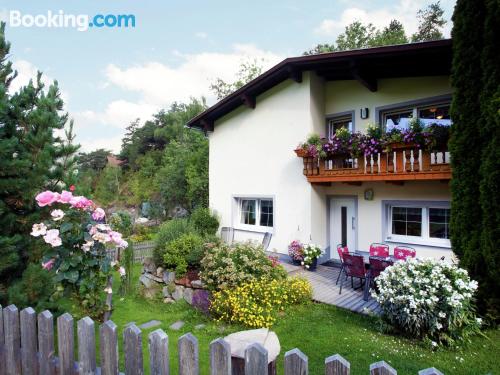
left=0, top=22, right=79, bottom=302
left=450, top=0, right=500, bottom=320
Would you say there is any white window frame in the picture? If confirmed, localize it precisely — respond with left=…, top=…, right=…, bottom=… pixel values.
left=233, top=196, right=274, bottom=233
left=383, top=200, right=451, bottom=248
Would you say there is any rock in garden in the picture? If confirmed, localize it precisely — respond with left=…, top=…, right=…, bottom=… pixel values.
left=144, top=273, right=163, bottom=283
left=169, top=320, right=184, bottom=331
left=183, top=288, right=194, bottom=305
left=224, top=328, right=281, bottom=363
left=139, top=320, right=161, bottom=329
left=163, top=297, right=174, bottom=304
left=142, top=257, right=157, bottom=274
left=139, top=274, right=156, bottom=289
left=162, top=286, right=172, bottom=298
left=163, top=271, right=176, bottom=284
left=172, top=285, right=185, bottom=301
left=156, top=267, right=164, bottom=277
left=191, top=279, right=204, bottom=289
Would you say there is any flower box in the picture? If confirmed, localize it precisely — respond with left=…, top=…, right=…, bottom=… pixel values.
left=294, top=148, right=309, bottom=157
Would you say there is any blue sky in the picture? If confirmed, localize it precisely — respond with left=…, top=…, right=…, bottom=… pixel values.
left=1, top=0, right=456, bottom=152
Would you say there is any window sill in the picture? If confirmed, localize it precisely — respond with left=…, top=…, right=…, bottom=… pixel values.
left=234, top=225, right=274, bottom=234
left=385, top=236, right=451, bottom=249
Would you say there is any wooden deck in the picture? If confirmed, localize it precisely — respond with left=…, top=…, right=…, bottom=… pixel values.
left=285, top=264, right=381, bottom=315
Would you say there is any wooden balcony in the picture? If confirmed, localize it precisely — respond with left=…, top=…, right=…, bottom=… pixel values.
left=298, top=147, right=451, bottom=183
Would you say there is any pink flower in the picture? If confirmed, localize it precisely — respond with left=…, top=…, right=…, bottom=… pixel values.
left=70, top=196, right=92, bottom=209
left=31, top=223, right=47, bottom=237
left=50, top=209, right=65, bottom=221
left=36, top=191, right=59, bottom=207
left=92, top=208, right=106, bottom=221
left=117, top=239, right=128, bottom=249
left=43, top=229, right=62, bottom=247
left=42, top=259, right=55, bottom=270
left=69, top=185, right=75, bottom=192
left=58, top=191, right=73, bottom=204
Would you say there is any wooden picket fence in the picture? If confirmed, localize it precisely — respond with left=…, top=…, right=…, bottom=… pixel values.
left=106, top=241, right=155, bottom=264
left=0, top=304, right=444, bottom=375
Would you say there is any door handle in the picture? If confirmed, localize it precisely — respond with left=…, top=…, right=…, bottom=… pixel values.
left=352, top=217, right=355, bottom=230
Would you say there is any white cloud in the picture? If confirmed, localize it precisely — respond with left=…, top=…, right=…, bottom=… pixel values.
left=195, top=32, right=208, bottom=39
left=78, top=134, right=124, bottom=153
left=104, top=43, right=283, bottom=107
left=314, top=0, right=455, bottom=39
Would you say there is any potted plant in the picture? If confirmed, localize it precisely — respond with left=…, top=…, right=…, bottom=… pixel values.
left=302, top=244, right=323, bottom=271
left=288, top=240, right=304, bottom=265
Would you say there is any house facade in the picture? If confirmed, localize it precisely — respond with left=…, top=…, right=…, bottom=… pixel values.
left=188, top=40, right=454, bottom=262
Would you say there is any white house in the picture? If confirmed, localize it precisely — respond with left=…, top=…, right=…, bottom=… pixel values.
left=187, top=40, right=454, bottom=262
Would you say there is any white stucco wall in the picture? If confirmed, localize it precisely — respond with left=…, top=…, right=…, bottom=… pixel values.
left=209, top=72, right=322, bottom=252
left=208, top=72, right=453, bottom=259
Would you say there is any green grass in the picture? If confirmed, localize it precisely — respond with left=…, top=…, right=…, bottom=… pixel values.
left=61, top=265, right=500, bottom=374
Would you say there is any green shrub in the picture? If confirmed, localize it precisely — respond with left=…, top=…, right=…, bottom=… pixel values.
left=190, top=207, right=219, bottom=236
left=153, top=219, right=194, bottom=265
left=200, top=241, right=288, bottom=291
left=109, top=211, right=133, bottom=237
left=163, top=233, right=205, bottom=275
left=8, top=263, right=60, bottom=312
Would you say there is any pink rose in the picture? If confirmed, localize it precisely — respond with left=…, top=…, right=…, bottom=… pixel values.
left=58, top=191, right=73, bottom=204
left=42, top=259, right=55, bottom=270
left=70, top=196, right=92, bottom=209
left=92, top=208, right=106, bottom=221
left=43, top=229, right=62, bottom=247
left=36, top=191, right=59, bottom=207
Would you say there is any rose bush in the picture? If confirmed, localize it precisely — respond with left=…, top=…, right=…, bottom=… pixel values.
left=373, top=258, right=481, bottom=346
left=31, top=190, right=127, bottom=319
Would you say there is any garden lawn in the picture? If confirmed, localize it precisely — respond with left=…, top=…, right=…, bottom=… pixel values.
left=61, top=265, right=500, bottom=375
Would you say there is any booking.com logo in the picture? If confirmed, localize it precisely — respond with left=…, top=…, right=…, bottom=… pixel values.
left=8, top=10, right=136, bottom=31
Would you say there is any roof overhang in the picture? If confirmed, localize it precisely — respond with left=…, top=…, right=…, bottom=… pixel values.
left=187, top=39, right=452, bottom=132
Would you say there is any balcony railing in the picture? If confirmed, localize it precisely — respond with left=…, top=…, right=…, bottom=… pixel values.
left=298, top=147, right=451, bottom=183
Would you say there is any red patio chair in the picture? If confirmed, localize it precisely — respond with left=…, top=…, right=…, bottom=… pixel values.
left=339, top=253, right=367, bottom=295
left=394, top=245, right=416, bottom=260
left=368, top=257, right=394, bottom=288
left=336, top=244, right=350, bottom=285
left=369, top=243, right=389, bottom=258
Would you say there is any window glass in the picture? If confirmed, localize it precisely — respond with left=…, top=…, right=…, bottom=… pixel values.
left=328, top=116, right=352, bottom=138
left=384, top=109, right=413, bottom=131
left=240, top=200, right=256, bottom=225
left=259, top=200, right=273, bottom=227
left=429, top=208, right=450, bottom=239
left=392, top=207, right=422, bottom=237
left=419, top=104, right=452, bottom=127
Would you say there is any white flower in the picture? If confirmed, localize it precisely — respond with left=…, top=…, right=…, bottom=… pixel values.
left=31, top=223, right=47, bottom=237
left=476, top=317, right=482, bottom=325
left=111, top=261, right=117, bottom=267
left=104, top=286, right=113, bottom=294
left=119, top=267, right=126, bottom=277
left=81, top=240, right=94, bottom=252
left=43, top=229, right=62, bottom=247
left=50, top=209, right=65, bottom=221
left=431, top=341, right=437, bottom=347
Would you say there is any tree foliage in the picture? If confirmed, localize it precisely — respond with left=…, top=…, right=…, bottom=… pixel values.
left=209, top=59, right=263, bottom=100
left=77, top=148, right=111, bottom=172
left=449, top=0, right=499, bottom=320
left=0, top=22, right=79, bottom=303
left=304, top=2, right=445, bottom=55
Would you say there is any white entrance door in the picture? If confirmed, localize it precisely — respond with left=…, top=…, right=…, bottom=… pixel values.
left=330, top=197, right=357, bottom=260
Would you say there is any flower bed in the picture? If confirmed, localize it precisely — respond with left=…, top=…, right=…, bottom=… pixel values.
left=373, top=258, right=481, bottom=346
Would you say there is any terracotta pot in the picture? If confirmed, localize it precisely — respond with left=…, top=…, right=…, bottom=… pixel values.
left=294, top=148, right=309, bottom=157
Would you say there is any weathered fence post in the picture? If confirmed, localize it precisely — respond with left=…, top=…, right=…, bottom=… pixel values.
left=77, top=317, right=97, bottom=374
left=209, top=338, right=231, bottom=375
left=20, top=307, right=38, bottom=375
left=370, top=361, right=397, bottom=375
left=178, top=333, right=199, bottom=375
left=244, top=343, right=268, bottom=375
left=418, top=368, right=444, bottom=375
left=124, top=324, right=144, bottom=375
left=149, top=329, right=169, bottom=375
left=100, top=320, right=119, bottom=375
left=57, top=313, right=75, bottom=375
left=38, top=310, right=55, bottom=375
left=4, top=305, right=22, bottom=375
left=325, top=354, right=350, bottom=375
left=284, top=348, right=308, bottom=375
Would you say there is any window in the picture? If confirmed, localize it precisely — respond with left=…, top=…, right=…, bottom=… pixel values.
left=381, top=100, right=452, bottom=131
left=235, top=197, right=274, bottom=231
left=384, top=201, right=450, bottom=247
left=327, top=114, right=353, bottom=138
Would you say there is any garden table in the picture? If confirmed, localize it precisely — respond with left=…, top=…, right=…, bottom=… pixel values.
left=354, top=251, right=395, bottom=301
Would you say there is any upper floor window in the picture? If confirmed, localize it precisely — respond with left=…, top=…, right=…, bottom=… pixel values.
left=327, top=113, right=353, bottom=138
left=382, top=101, right=452, bottom=132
